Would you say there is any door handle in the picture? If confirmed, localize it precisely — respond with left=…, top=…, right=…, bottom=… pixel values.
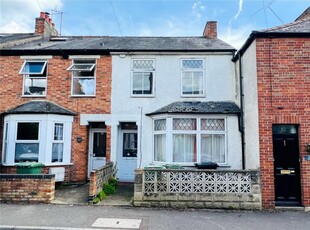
left=283, top=140, right=286, bottom=146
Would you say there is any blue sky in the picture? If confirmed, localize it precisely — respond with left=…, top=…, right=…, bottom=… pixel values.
left=0, top=0, right=309, bottom=49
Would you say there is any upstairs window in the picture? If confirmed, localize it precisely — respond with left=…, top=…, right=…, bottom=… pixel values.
left=132, top=59, right=155, bottom=96
left=68, top=59, right=96, bottom=96
left=20, top=60, right=47, bottom=96
left=181, top=59, right=204, bottom=96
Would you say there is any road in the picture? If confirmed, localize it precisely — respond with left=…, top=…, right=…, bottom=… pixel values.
left=0, top=204, right=309, bottom=230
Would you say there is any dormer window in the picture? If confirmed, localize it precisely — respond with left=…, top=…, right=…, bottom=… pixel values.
left=68, top=59, right=96, bottom=96
left=20, top=60, right=47, bottom=96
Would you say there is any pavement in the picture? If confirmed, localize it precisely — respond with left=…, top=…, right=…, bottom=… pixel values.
left=52, top=182, right=134, bottom=206
left=1, top=184, right=310, bottom=229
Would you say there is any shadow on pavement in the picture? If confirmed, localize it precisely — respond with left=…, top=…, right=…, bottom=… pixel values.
left=52, top=182, right=134, bottom=206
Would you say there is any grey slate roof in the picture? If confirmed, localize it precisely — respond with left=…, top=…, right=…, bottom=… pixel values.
left=3, top=101, right=76, bottom=116
left=1, top=36, right=235, bottom=52
left=261, top=18, right=310, bottom=33
left=146, top=101, right=241, bottom=116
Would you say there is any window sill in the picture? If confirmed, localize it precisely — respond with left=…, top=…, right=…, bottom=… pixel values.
left=131, top=95, right=155, bottom=98
left=22, top=95, right=46, bottom=98
left=70, top=95, right=96, bottom=98
left=180, top=95, right=205, bottom=98
left=2, top=162, right=73, bottom=167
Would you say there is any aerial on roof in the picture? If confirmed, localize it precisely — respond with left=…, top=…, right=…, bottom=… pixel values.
left=3, top=101, right=76, bottom=116
left=147, top=101, right=241, bottom=116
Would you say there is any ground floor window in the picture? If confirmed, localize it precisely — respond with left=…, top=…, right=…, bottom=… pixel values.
left=153, top=117, right=227, bottom=165
left=2, top=114, right=73, bottom=165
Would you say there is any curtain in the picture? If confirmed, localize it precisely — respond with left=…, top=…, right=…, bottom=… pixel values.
left=201, top=134, right=225, bottom=163
left=173, top=134, right=196, bottom=162
left=154, top=134, right=166, bottom=162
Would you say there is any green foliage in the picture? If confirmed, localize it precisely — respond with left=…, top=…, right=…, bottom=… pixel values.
left=108, top=177, right=118, bottom=189
left=102, top=182, right=116, bottom=195
left=98, top=190, right=106, bottom=200
left=93, top=197, right=100, bottom=204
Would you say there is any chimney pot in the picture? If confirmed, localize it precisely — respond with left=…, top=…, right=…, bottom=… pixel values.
left=40, top=12, right=45, bottom=18
left=203, top=21, right=217, bottom=39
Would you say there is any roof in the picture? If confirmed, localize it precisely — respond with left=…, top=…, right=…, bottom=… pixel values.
left=295, top=7, right=310, bottom=21
left=146, top=101, right=241, bottom=116
left=0, top=33, right=42, bottom=49
left=3, top=101, right=76, bottom=116
left=233, top=18, right=310, bottom=61
left=0, top=36, right=236, bottom=55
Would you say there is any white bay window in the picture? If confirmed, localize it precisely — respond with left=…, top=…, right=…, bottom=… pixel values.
left=2, top=114, right=73, bottom=166
left=153, top=117, right=227, bottom=165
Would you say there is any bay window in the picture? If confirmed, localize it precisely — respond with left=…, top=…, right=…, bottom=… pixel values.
left=153, top=117, right=227, bottom=165
left=2, top=114, right=73, bottom=166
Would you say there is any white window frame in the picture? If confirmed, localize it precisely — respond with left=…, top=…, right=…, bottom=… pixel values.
left=153, top=119, right=167, bottom=163
left=15, top=121, right=41, bottom=163
left=131, top=59, right=155, bottom=97
left=2, top=114, right=73, bottom=166
left=153, top=116, right=227, bottom=166
left=20, top=60, right=48, bottom=97
left=68, top=59, right=96, bottom=97
left=52, top=122, right=65, bottom=163
left=180, top=59, right=205, bottom=97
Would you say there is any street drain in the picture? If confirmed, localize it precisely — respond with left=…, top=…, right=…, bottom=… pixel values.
left=92, top=218, right=142, bottom=229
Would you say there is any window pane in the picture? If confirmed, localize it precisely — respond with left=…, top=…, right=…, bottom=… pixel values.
left=133, top=72, right=153, bottom=94
left=52, top=143, right=63, bottom=162
left=20, top=61, right=47, bottom=74
left=17, top=123, right=39, bottom=140
left=72, top=78, right=95, bottom=95
left=123, top=133, right=137, bottom=157
left=68, top=64, right=95, bottom=71
left=154, top=134, right=166, bottom=161
left=133, top=60, right=154, bottom=69
left=93, top=132, right=106, bottom=157
left=154, top=119, right=166, bottom=131
left=182, top=72, right=203, bottom=95
left=54, top=123, right=64, bottom=141
left=24, top=77, right=47, bottom=95
left=201, top=119, right=225, bottom=131
left=15, top=143, right=39, bottom=162
left=173, top=134, right=196, bottom=162
left=201, top=134, right=225, bottom=163
left=182, top=60, right=203, bottom=69
left=173, top=118, right=196, bottom=130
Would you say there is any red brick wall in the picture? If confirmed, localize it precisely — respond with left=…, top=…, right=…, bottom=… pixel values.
left=0, top=55, right=112, bottom=182
left=0, top=174, right=55, bottom=203
left=256, top=37, right=310, bottom=208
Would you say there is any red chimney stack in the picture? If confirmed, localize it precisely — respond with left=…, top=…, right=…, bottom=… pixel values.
left=35, top=12, right=58, bottom=37
left=203, top=21, right=217, bottom=39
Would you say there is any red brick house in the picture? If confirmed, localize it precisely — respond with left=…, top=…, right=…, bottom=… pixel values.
left=234, top=9, right=310, bottom=210
left=0, top=12, right=112, bottom=182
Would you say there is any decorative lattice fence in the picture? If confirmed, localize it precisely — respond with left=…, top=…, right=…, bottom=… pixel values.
left=134, top=168, right=261, bottom=210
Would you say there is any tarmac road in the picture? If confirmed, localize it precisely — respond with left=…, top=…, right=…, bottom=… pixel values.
left=0, top=204, right=309, bottom=230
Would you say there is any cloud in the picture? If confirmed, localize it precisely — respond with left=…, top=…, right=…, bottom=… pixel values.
left=192, top=1, right=206, bottom=19
left=0, top=0, right=63, bottom=33
left=234, top=0, right=243, bottom=20
left=220, top=24, right=253, bottom=50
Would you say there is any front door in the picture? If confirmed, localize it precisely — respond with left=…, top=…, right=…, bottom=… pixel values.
left=118, top=130, right=138, bottom=182
left=88, top=129, right=106, bottom=177
left=272, top=125, right=301, bottom=206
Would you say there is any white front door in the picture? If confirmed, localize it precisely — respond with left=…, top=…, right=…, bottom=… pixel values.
left=118, top=130, right=137, bottom=182
left=88, top=129, right=106, bottom=177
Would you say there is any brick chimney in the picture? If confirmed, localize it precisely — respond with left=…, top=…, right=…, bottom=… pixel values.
left=35, top=12, right=58, bottom=37
left=203, top=21, right=217, bottom=39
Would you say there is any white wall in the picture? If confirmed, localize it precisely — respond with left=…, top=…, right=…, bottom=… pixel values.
left=111, top=53, right=242, bottom=169
left=240, top=41, right=260, bottom=169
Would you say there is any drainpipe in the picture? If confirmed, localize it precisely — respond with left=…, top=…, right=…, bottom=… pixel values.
left=238, top=52, right=245, bottom=170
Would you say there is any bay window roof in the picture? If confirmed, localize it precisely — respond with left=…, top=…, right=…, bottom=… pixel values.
left=2, top=100, right=76, bottom=116
left=146, top=101, right=241, bottom=116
